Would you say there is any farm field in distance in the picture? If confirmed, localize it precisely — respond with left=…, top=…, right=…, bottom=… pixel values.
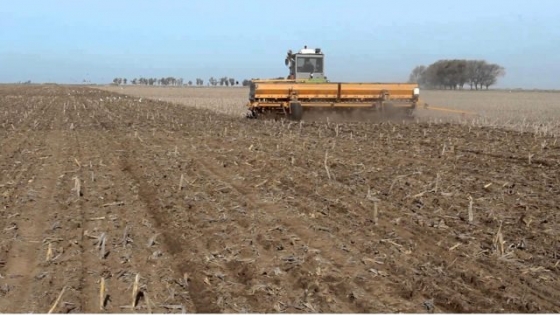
left=1, top=84, right=559, bottom=313
left=102, top=85, right=560, bottom=136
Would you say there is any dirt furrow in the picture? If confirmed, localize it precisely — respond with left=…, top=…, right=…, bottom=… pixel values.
left=43, top=92, right=195, bottom=313
left=128, top=129, right=419, bottom=312
left=2, top=85, right=559, bottom=313
left=184, top=128, right=555, bottom=312
left=0, top=96, right=62, bottom=312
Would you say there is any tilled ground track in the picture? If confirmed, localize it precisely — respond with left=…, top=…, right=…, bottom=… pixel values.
left=0, top=85, right=559, bottom=313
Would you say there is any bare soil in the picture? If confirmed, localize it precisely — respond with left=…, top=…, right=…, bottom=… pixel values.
left=100, top=86, right=560, bottom=136
left=1, top=85, right=559, bottom=313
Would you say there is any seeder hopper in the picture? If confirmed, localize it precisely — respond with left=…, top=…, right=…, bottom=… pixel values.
left=246, top=46, right=420, bottom=120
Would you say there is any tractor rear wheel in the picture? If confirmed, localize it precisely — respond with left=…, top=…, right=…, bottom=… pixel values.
left=289, top=102, right=303, bottom=121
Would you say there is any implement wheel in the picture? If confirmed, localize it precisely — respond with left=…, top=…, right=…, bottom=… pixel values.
left=289, top=102, right=303, bottom=121
left=246, top=109, right=257, bottom=119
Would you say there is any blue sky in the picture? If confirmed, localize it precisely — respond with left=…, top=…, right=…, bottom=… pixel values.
left=1, top=0, right=559, bottom=88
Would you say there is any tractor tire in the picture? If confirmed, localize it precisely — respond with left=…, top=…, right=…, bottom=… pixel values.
left=289, top=102, right=303, bottom=121
left=246, top=110, right=257, bottom=119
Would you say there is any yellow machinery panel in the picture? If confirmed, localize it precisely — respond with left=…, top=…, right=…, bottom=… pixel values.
left=252, top=82, right=418, bottom=101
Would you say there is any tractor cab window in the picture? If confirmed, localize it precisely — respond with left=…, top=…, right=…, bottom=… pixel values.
left=296, top=57, right=323, bottom=73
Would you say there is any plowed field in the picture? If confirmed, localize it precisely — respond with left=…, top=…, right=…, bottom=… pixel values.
left=1, top=85, right=559, bottom=313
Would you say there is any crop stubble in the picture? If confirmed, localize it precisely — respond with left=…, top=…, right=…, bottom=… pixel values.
left=0, top=84, right=559, bottom=313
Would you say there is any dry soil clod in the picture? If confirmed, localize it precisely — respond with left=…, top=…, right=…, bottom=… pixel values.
left=122, top=225, right=130, bottom=248
left=102, top=201, right=125, bottom=207
left=147, top=233, right=160, bottom=247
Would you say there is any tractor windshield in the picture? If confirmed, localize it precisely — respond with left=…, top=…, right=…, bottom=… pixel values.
left=296, top=56, right=323, bottom=73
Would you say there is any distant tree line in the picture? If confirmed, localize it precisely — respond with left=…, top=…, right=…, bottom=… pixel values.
left=408, top=60, right=505, bottom=90
left=112, top=77, right=184, bottom=86
left=112, top=76, right=252, bottom=87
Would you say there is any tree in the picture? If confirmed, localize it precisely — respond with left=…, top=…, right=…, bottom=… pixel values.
left=114, top=75, right=246, bottom=88
left=480, top=63, right=505, bottom=90
left=112, top=78, right=126, bottom=85
left=465, top=60, right=476, bottom=89
left=410, top=59, right=505, bottom=90
left=408, top=65, right=426, bottom=84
